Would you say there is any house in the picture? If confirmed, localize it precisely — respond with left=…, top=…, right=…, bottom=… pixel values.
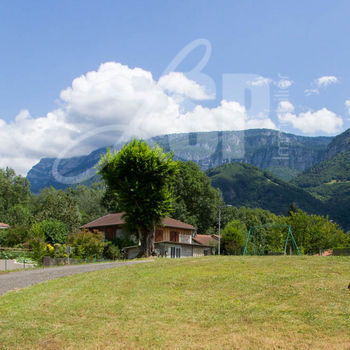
left=193, top=234, right=218, bottom=247
left=81, top=213, right=215, bottom=258
left=0, top=222, right=9, bottom=229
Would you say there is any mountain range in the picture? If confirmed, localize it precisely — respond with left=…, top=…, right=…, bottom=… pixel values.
left=26, top=128, right=350, bottom=230
left=27, top=129, right=332, bottom=192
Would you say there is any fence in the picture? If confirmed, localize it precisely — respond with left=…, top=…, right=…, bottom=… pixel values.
left=0, top=246, right=34, bottom=271
left=332, top=248, right=350, bottom=256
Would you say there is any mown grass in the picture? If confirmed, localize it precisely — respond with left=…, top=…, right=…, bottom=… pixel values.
left=0, top=256, right=349, bottom=349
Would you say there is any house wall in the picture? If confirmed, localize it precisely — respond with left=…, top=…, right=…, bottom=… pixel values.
left=87, top=225, right=121, bottom=240
left=180, top=245, right=193, bottom=257
left=160, top=243, right=191, bottom=258
left=126, top=243, right=214, bottom=259
left=193, top=246, right=214, bottom=257
left=88, top=225, right=192, bottom=243
left=158, top=227, right=192, bottom=243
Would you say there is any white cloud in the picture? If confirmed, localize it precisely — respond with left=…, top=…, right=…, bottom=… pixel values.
left=0, top=62, right=275, bottom=175
left=248, top=76, right=272, bottom=87
left=305, top=75, right=339, bottom=96
left=157, top=72, right=213, bottom=100
left=277, top=101, right=294, bottom=113
left=345, top=100, right=350, bottom=115
left=304, top=88, right=320, bottom=96
left=277, top=101, right=343, bottom=134
left=316, top=75, right=338, bottom=88
left=275, top=79, right=293, bottom=89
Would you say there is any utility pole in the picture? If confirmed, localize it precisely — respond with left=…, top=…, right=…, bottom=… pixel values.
left=218, top=206, right=221, bottom=255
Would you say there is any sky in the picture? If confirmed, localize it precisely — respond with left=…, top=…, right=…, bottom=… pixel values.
left=1, top=0, right=350, bottom=175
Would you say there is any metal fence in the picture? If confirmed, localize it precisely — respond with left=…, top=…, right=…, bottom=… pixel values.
left=0, top=247, right=34, bottom=271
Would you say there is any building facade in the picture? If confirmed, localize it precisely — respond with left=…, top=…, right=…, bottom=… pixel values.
left=81, top=213, right=215, bottom=258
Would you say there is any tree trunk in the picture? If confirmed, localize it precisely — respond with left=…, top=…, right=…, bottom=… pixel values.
left=136, top=227, right=155, bottom=257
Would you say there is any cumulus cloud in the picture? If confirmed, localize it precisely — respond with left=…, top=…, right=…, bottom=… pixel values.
left=0, top=62, right=275, bottom=175
left=277, top=101, right=343, bottom=134
left=345, top=100, right=350, bottom=116
left=277, top=101, right=294, bottom=113
left=248, top=76, right=272, bottom=87
left=305, top=75, right=339, bottom=96
left=275, top=79, right=293, bottom=89
left=316, top=75, right=338, bottom=88
left=158, top=72, right=213, bottom=100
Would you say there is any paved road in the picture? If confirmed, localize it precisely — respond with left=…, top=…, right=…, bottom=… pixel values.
left=0, top=260, right=152, bottom=295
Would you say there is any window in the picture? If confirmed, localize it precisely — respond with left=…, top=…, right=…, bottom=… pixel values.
left=115, top=228, right=124, bottom=239
left=170, top=246, right=181, bottom=258
left=170, top=231, right=179, bottom=242
left=155, top=229, right=163, bottom=242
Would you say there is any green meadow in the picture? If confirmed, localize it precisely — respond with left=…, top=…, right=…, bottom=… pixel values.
left=1, top=256, right=349, bottom=349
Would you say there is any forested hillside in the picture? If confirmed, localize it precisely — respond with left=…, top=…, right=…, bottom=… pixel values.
left=207, top=163, right=325, bottom=216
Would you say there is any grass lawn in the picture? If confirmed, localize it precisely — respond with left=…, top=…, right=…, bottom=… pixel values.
left=0, top=256, right=349, bottom=349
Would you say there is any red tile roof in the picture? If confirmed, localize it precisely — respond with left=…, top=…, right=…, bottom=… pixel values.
left=82, top=213, right=195, bottom=230
left=0, top=222, right=9, bottom=228
left=193, top=234, right=218, bottom=246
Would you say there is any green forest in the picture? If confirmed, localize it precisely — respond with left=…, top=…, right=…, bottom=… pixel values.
left=1, top=155, right=349, bottom=263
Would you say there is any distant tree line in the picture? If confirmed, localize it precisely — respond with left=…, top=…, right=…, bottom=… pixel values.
left=0, top=150, right=349, bottom=261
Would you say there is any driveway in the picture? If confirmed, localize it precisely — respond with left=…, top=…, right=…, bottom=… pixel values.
left=0, top=260, right=152, bottom=295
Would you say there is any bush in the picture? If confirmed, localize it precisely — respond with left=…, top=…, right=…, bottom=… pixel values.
left=67, top=229, right=106, bottom=259
left=0, top=226, right=32, bottom=247
left=0, top=249, right=27, bottom=260
left=222, top=220, right=247, bottom=255
left=104, top=242, right=121, bottom=260
left=30, top=220, right=69, bottom=244
left=52, top=243, right=68, bottom=258
left=29, top=238, right=47, bottom=263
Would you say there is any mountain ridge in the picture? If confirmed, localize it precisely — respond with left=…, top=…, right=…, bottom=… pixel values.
left=27, top=129, right=333, bottom=193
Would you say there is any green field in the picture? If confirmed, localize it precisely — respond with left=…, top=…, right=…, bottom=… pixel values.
left=1, top=256, right=349, bottom=349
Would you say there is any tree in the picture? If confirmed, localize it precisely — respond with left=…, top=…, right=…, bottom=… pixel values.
left=30, top=220, right=69, bottom=244
left=34, top=187, right=81, bottom=232
left=287, top=202, right=299, bottom=216
left=287, top=209, right=346, bottom=254
left=68, top=183, right=108, bottom=225
left=98, top=139, right=178, bottom=256
left=171, top=161, right=223, bottom=233
left=221, top=220, right=247, bottom=255
left=0, top=167, right=32, bottom=226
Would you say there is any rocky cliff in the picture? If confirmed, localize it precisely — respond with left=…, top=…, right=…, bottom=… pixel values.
left=27, top=129, right=333, bottom=193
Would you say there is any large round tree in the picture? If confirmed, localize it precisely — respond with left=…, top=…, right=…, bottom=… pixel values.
left=98, top=139, right=178, bottom=256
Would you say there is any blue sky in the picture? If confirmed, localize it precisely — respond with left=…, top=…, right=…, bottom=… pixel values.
left=1, top=0, right=350, bottom=173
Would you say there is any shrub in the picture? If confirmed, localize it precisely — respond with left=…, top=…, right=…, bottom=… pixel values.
left=52, top=243, right=68, bottom=258
left=67, top=229, right=105, bottom=259
left=0, top=249, right=26, bottom=260
left=30, top=220, right=69, bottom=244
left=104, top=242, right=121, bottom=260
left=30, top=238, right=47, bottom=263
left=0, top=225, right=32, bottom=247
left=222, top=220, right=247, bottom=255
